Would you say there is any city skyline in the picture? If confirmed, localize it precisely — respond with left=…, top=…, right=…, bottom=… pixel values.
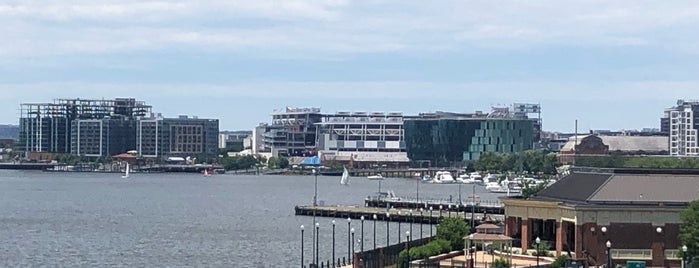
left=2, top=1, right=699, bottom=132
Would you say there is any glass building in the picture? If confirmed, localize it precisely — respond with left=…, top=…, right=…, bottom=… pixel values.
left=404, top=118, right=533, bottom=165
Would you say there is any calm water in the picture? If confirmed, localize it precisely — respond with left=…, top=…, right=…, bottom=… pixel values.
left=0, top=170, right=503, bottom=267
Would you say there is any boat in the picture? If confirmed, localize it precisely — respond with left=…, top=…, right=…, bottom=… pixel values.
left=340, top=167, right=350, bottom=186
left=203, top=169, right=211, bottom=177
left=422, top=174, right=431, bottom=181
left=432, top=171, right=455, bottom=184
left=121, top=163, right=130, bottom=179
left=367, top=174, right=384, bottom=180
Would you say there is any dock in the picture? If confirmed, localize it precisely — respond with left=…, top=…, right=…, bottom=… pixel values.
left=294, top=205, right=504, bottom=223
left=364, top=198, right=505, bottom=215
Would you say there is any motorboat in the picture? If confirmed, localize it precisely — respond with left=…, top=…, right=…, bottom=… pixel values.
left=433, top=171, right=455, bottom=184
left=367, top=174, right=384, bottom=180
left=422, top=174, right=431, bottom=181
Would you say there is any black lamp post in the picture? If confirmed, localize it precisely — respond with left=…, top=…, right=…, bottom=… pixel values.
left=606, top=240, right=612, bottom=268
left=439, top=205, right=443, bottom=219
left=360, top=216, right=365, bottom=252
left=534, top=236, right=541, bottom=268
left=429, top=206, right=433, bottom=237
left=419, top=208, right=424, bottom=239
left=347, top=217, right=351, bottom=263
left=386, top=212, right=390, bottom=247
left=397, top=211, right=402, bottom=243
left=448, top=204, right=452, bottom=218
left=301, top=225, right=305, bottom=268
left=351, top=228, right=355, bottom=262
left=682, top=245, right=688, bottom=268
left=409, top=209, right=413, bottom=241
left=315, top=222, right=320, bottom=266
left=332, top=220, right=336, bottom=267
left=406, top=231, right=411, bottom=261
left=373, top=214, right=377, bottom=251
left=311, top=168, right=318, bottom=267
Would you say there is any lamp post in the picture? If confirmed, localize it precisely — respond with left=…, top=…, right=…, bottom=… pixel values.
left=419, top=208, right=424, bottom=239
left=448, top=204, right=452, bottom=218
left=360, top=216, right=365, bottom=252
left=534, top=236, right=541, bottom=267
left=458, top=182, right=462, bottom=204
left=471, top=184, right=476, bottom=233
left=409, top=209, right=413, bottom=241
left=406, top=231, right=411, bottom=262
left=301, top=225, right=305, bottom=268
left=347, top=217, right=351, bottom=263
left=332, top=220, right=336, bottom=267
left=416, top=177, right=420, bottom=206
left=439, top=205, right=443, bottom=219
left=386, top=212, right=390, bottom=247
left=351, top=228, right=355, bottom=262
left=606, top=240, right=612, bottom=268
left=373, top=214, right=377, bottom=251
left=429, top=206, right=433, bottom=237
left=682, top=245, right=688, bottom=268
left=398, top=211, right=402, bottom=243
left=315, top=222, right=320, bottom=266
left=312, top=168, right=318, bottom=267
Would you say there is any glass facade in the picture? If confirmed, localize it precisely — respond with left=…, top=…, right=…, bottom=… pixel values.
left=404, top=118, right=534, bottom=165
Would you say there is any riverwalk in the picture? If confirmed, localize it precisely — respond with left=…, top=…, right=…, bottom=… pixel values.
left=295, top=205, right=504, bottom=223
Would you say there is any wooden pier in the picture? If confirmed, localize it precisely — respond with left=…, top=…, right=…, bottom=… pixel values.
left=294, top=205, right=504, bottom=224
left=363, top=198, right=505, bottom=215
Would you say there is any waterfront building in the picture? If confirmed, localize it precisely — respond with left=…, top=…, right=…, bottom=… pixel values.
left=404, top=115, right=534, bottom=165
left=136, top=115, right=219, bottom=160
left=19, top=98, right=151, bottom=155
left=558, top=135, right=669, bottom=164
left=261, top=107, right=322, bottom=157
left=71, top=118, right=137, bottom=157
left=501, top=168, right=693, bottom=267
left=663, top=99, right=699, bottom=156
left=316, top=112, right=409, bottom=168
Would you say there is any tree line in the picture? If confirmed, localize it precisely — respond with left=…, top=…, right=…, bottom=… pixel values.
left=473, top=150, right=560, bottom=175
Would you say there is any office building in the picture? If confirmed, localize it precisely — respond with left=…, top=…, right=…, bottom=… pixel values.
left=71, top=118, right=137, bottom=157
left=137, top=116, right=219, bottom=160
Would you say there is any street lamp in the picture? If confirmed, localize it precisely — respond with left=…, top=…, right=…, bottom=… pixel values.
left=360, top=216, right=365, bottom=252
left=351, top=228, right=355, bottom=258
left=606, top=240, right=612, bottom=268
left=448, top=204, right=452, bottom=218
left=332, top=220, right=336, bottom=267
left=406, top=231, right=411, bottom=261
left=311, top=168, right=319, bottom=267
left=534, top=236, right=541, bottom=267
left=398, top=211, right=402, bottom=243
left=373, top=214, right=377, bottom=251
left=301, top=225, right=305, bottom=268
left=347, top=217, right=351, bottom=263
left=409, top=209, right=413, bottom=241
left=682, top=245, right=688, bottom=268
left=429, top=206, right=433, bottom=237
left=419, top=208, right=424, bottom=239
left=315, top=222, right=320, bottom=266
left=386, top=212, right=390, bottom=247
left=439, top=205, right=443, bottom=219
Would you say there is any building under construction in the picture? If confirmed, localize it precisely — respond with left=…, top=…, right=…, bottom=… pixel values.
left=19, top=98, right=152, bottom=156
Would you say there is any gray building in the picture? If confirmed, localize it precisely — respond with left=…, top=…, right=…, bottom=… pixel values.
left=137, top=116, right=219, bottom=160
left=71, top=118, right=137, bottom=157
left=19, top=98, right=151, bottom=155
left=261, top=107, right=322, bottom=157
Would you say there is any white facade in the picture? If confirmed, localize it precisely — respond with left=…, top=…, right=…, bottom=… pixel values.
left=667, top=100, right=699, bottom=156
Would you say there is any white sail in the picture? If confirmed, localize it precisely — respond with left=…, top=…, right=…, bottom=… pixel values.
left=121, top=163, right=130, bottom=179
left=204, top=169, right=210, bottom=177
left=340, top=167, right=349, bottom=185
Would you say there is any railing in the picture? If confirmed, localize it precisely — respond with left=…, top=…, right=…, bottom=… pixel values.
left=610, top=249, right=652, bottom=260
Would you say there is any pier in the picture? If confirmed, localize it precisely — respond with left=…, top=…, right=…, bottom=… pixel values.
left=294, top=205, right=504, bottom=224
left=363, top=197, right=505, bottom=215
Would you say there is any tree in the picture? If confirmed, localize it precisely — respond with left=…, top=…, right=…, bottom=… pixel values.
left=436, top=217, right=470, bottom=252
left=680, top=200, right=699, bottom=266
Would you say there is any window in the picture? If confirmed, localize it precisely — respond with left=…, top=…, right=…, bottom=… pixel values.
left=610, top=249, right=652, bottom=260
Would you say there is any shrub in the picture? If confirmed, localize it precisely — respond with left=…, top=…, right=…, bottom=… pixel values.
left=492, top=258, right=511, bottom=268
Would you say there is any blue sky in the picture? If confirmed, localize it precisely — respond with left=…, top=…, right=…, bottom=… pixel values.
left=1, top=1, right=699, bottom=132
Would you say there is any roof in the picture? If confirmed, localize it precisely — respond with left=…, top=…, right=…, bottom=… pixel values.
left=465, top=233, right=513, bottom=242
left=475, top=224, right=501, bottom=230
left=112, top=153, right=136, bottom=159
left=533, top=170, right=699, bottom=206
left=300, top=156, right=320, bottom=166
left=561, top=135, right=668, bottom=152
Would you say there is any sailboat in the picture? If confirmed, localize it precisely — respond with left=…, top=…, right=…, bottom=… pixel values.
left=340, top=166, right=349, bottom=186
left=121, top=163, right=130, bottom=179
left=203, top=169, right=211, bottom=177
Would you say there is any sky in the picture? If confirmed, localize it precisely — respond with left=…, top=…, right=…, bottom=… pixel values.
left=1, top=1, right=699, bottom=132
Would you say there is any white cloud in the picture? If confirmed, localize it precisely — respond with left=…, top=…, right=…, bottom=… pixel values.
left=2, top=1, right=699, bottom=58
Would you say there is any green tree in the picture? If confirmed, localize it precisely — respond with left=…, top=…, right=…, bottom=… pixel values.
left=436, top=217, right=470, bottom=250
left=491, top=258, right=511, bottom=268
left=680, top=200, right=699, bottom=266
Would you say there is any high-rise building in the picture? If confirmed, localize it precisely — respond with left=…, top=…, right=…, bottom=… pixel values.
left=71, top=118, right=137, bottom=157
left=19, top=98, right=151, bottom=154
left=665, top=99, right=699, bottom=156
left=261, top=107, right=322, bottom=157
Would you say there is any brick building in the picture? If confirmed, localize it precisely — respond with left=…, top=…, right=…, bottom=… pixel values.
left=501, top=169, right=695, bottom=267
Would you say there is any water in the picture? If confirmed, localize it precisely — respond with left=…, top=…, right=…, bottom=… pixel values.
left=0, top=170, right=504, bottom=267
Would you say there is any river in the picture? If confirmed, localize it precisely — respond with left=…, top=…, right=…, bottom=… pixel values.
left=0, top=170, right=504, bottom=267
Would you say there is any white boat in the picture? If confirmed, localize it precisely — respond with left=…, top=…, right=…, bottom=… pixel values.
left=432, top=171, right=455, bottom=184
left=368, top=174, right=384, bottom=180
left=340, top=167, right=350, bottom=186
left=121, top=163, right=130, bottom=179
left=203, top=169, right=211, bottom=177
left=422, top=174, right=431, bottom=181
left=481, top=173, right=497, bottom=185
left=486, top=182, right=509, bottom=193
